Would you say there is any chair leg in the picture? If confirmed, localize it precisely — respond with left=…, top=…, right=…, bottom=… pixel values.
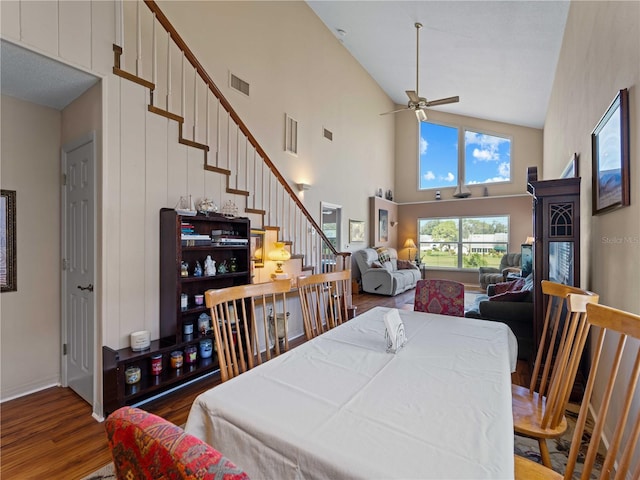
left=538, top=438, right=552, bottom=468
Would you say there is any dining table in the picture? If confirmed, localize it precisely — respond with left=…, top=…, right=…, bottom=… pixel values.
left=185, top=306, right=517, bottom=479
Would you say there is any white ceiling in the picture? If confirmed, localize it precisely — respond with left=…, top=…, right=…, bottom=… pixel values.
left=307, top=0, right=570, bottom=129
left=1, top=40, right=99, bottom=111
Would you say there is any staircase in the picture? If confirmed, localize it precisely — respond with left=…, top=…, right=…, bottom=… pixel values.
left=114, top=0, right=351, bottom=278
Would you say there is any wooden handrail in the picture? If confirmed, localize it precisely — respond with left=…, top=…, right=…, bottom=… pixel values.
left=143, top=0, right=339, bottom=256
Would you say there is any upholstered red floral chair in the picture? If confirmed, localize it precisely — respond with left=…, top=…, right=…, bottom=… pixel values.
left=105, top=406, right=250, bottom=480
left=413, top=279, right=465, bottom=317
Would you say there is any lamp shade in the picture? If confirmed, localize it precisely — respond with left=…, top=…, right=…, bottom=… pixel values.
left=268, top=242, right=291, bottom=274
left=403, top=238, right=417, bottom=249
left=524, top=236, right=535, bottom=245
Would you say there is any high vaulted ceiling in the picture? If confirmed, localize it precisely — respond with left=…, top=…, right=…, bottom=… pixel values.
left=307, top=1, right=570, bottom=129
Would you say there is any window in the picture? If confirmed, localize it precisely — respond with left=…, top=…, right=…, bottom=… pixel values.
left=285, top=114, right=298, bottom=155
left=418, top=215, right=509, bottom=269
left=419, top=122, right=511, bottom=189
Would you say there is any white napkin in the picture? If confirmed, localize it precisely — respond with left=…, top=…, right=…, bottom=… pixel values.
left=384, top=309, right=406, bottom=353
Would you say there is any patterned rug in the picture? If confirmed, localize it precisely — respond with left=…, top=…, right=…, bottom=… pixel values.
left=81, top=463, right=115, bottom=480
left=514, top=402, right=604, bottom=479
left=85, top=403, right=603, bottom=479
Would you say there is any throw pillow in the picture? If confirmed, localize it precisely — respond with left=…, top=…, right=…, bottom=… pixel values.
left=489, top=277, right=528, bottom=302
left=397, top=259, right=413, bottom=270
left=375, top=247, right=390, bottom=263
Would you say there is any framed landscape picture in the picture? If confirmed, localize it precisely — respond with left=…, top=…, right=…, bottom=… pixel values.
left=349, top=220, right=365, bottom=242
left=591, top=88, right=630, bottom=215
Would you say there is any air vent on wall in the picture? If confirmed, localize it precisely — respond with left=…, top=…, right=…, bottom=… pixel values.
left=230, top=72, right=250, bottom=96
left=323, top=128, right=333, bottom=141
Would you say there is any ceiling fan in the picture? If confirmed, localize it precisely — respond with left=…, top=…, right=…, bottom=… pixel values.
left=381, top=22, right=459, bottom=122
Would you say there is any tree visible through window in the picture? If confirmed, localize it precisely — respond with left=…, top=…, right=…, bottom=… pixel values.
left=418, top=216, right=509, bottom=269
left=419, top=122, right=511, bottom=189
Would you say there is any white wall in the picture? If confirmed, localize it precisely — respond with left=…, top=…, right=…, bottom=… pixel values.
left=1, top=0, right=396, bottom=415
left=544, top=0, right=639, bottom=458
left=0, top=95, right=62, bottom=399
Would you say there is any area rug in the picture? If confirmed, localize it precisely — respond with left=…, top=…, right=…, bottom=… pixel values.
left=80, top=463, right=115, bottom=480
left=84, top=404, right=603, bottom=479
left=514, top=402, right=604, bottom=479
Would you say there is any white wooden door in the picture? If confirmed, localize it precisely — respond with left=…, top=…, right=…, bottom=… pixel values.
left=62, top=135, right=95, bottom=405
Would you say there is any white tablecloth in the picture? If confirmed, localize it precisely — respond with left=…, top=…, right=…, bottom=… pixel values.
left=185, top=307, right=516, bottom=479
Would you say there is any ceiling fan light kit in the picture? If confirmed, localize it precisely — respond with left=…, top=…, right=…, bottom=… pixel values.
left=380, top=22, right=459, bottom=121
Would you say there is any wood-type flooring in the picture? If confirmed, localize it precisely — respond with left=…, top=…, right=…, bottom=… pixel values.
left=0, top=288, right=530, bottom=479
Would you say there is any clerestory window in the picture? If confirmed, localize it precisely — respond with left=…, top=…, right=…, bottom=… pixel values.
left=419, top=122, right=512, bottom=190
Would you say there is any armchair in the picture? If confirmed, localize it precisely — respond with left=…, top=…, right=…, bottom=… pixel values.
left=105, top=406, right=250, bottom=479
left=478, top=252, right=522, bottom=290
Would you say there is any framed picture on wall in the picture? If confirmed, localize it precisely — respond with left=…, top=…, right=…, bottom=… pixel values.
left=378, top=209, right=388, bottom=243
left=1, top=190, right=17, bottom=292
left=250, top=229, right=265, bottom=267
left=349, top=220, right=365, bottom=242
left=591, top=88, right=630, bottom=215
left=560, top=152, right=579, bottom=179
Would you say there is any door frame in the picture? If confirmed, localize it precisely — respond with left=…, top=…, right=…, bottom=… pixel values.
left=60, top=132, right=97, bottom=400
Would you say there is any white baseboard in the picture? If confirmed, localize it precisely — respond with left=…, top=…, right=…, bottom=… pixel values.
left=0, top=380, right=61, bottom=403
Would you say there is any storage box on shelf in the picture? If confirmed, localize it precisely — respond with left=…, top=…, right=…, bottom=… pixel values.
left=102, top=209, right=251, bottom=414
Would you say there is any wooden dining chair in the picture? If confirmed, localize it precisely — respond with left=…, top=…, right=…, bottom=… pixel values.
left=515, top=302, right=640, bottom=479
left=205, top=279, right=291, bottom=382
left=512, top=280, right=599, bottom=468
left=298, top=269, right=351, bottom=340
left=413, top=279, right=465, bottom=317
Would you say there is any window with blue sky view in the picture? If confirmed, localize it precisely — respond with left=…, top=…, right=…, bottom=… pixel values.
left=419, top=122, right=511, bottom=190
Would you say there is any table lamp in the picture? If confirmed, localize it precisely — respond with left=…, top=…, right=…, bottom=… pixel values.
left=269, top=242, right=291, bottom=279
left=403, top=238, right=417, bottom=261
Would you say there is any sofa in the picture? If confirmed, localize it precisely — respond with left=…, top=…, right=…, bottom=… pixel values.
left=465, top=274, right=534, bottom=360
left=478, top=252, right=522, bottom=290
left=354, top=247, right=421, bottom=296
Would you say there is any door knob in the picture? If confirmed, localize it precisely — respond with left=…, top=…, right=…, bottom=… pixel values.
left=77, top=284, right=94, bottom=292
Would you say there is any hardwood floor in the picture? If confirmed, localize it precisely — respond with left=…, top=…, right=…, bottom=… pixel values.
left=0, top=289, right=530, bottom=479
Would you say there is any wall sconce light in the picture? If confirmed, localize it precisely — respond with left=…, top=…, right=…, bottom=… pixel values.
left=403, top=238, right=417, bottom=262
left=297, top=183, right=311, bottom=192
left=268, top=241, right=291, bottom=279
left=390, top=221, right=397, bottom=227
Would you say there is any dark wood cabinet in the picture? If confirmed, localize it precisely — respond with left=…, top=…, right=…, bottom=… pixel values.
left=102, top=209, right=251, bottom=415
left=527, top=167, right=581, bottom=349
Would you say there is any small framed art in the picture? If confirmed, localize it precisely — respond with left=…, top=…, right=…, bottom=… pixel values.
left=349, top=220, right=365, bottom=243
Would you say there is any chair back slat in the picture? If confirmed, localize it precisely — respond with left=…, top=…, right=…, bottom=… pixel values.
left=298, top=270, right=351, bottom=339
left=526, top=281, right=599, bottom=432
left=205, top=280, right=290, bottom=382
left=563, top=303, right=640, bottom=480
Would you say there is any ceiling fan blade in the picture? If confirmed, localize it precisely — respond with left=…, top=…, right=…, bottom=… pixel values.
left=380, top=106, right=410, bottom=116
left=426, top=96, right=460, bottom=107
left=406, top=90, right=420, bottom=104
left=415, top=109, right=428, bottom=122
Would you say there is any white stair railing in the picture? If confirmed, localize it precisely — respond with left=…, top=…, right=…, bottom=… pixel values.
left=114, top=0, right=350, bottom=279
